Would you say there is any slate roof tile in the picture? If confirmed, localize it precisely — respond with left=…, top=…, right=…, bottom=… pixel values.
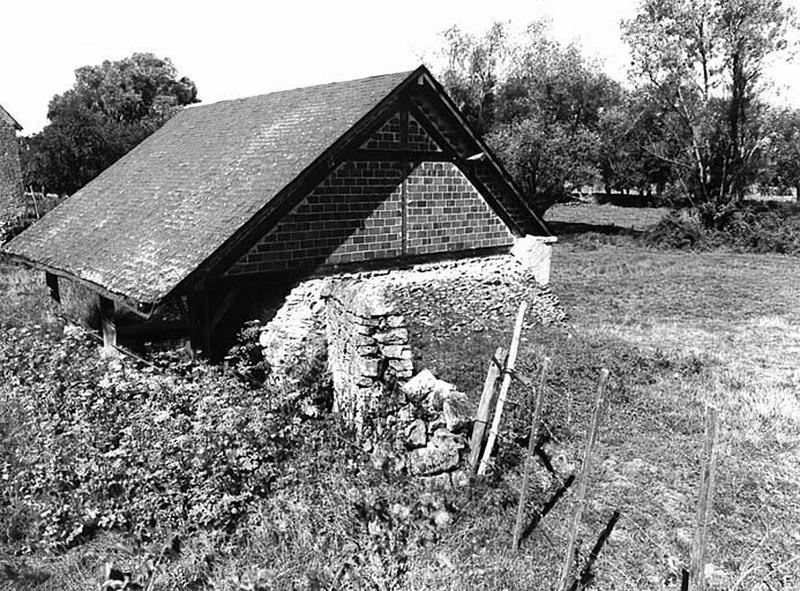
left=2, top=70, right=414, bottom=304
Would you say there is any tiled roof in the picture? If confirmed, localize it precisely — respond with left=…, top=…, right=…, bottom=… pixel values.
left=2, top=70, right=414, bottom=305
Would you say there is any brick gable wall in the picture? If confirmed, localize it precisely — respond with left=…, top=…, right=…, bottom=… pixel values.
left=226, top=113, right=515, bottom=277
left=359, top=113, right=440, bottom=152
left=0, top=121, right=22, bottom=219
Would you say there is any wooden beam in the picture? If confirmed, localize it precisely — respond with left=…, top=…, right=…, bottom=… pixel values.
left=469, top=347, right=506, bottom=473
left=690, top=406, right=720, bottom=591
left=349, top=149, right=451, bottom=162
left=513, top=356, right=550, bottom=551
left=478, top=302, right=527, bottom=476
left=117, top=319, right=187, bottom=340
left=406, top=101, right=525, bottom=237
left=399, top=108, right=409, bottom=149
left=187, top=288, right=211, bottom=357
left=210, top=287, right=240, bottom=332
left=45, top=272, right=60, bottom=303
left=99, top=295, right=118, bottom=356
left=558, top=369, right=609, bottom=591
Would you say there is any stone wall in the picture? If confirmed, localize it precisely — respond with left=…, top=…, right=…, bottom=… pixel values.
left=323, top=278, right=413, bottom=435
left=0, top=122, right=22, bottom=220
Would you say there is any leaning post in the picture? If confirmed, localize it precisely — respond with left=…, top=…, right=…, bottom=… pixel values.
left=557, top=368, right=609, bottom=591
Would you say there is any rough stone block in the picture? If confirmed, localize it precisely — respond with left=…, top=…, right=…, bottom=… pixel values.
left=374, top=328, right=408, bottom=344
left=386, top=315, right=406, bottom=328
left=407, top=436, right=460, bottom=476
left=405, top=418, right=427, bottom=449
left=510, top=235, right=558, bottom=285
left=381, top=344, right=406, bottom=359
left=360, top=357, right=381, bottom=377
left=401, top=369, right=437, bottom=403
left=443, top=392, right=473, bottom=433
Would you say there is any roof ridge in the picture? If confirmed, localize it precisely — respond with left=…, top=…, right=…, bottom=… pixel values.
left=185, top=68, right=419, bottom=112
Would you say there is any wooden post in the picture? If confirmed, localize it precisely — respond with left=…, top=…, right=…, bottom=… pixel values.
left=45, top=272, right=60, bottom=303
left=689, top=406, right=720, bottom=591
left=512, top=356, right=550, bottom=550
left=99, top=296, right=118, bottom=357
left=478, top=301, right=527, bottom=476
left=557, top=369, right=609, bottom=591
left=187, top=288, right=211, bottom=357
left=469, top=347, right=506, bottom=473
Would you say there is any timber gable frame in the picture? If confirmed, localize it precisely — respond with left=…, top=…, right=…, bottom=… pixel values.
left=2, top=66, right=550, bottom=355
left=187, top=66, right=547, bottom=293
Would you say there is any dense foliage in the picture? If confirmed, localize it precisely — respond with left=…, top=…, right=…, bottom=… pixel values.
left=642, top=200, right=800, bottom=253
left=19, top=53, right=198, bottom=195
left=0, top=325, right=296, bottom=551
left=432, top=1, right=797, bottom=213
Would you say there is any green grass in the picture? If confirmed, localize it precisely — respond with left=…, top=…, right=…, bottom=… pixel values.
left=2, top=240, right=800, bottom=590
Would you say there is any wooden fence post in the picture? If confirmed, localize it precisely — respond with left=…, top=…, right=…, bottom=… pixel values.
left=512, top=356, right=550, bottom=550
left=689, top=406, right=720, bottom=591
left=469, top=347, right=506, bottom=473
left=478, top=301, right=527, bottom=476
left=557, top=369, right=609, bottom=591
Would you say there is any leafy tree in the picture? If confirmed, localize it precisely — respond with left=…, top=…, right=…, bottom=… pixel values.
left=432, top=21, right=619, bottom=213
left=764, top=106, right=800, bottom=197
left=21, top=53, right=198, bottom=195
left=434, top=22, right=511, bottom=135
left=623, top=0, right=796, bottom=203
left=487, top=115, right=599, bottom=212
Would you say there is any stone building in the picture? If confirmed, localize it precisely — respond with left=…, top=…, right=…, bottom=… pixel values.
left=1, top=66, right=554, bottom=358
left=0, top=104, right=23, bottom=220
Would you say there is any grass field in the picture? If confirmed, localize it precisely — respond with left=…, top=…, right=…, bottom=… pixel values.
left=2, top=235, right=799, bottom=589
left=545, top=202, right=670, bottom=232
left=397, top=237, right=800, bottom=590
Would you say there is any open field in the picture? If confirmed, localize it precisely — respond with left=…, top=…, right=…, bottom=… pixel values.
left=398, top=240, right=800, bottom=589
left=1, top=238, right=799, bottom=590
left=546, top=203, right=670, bottom=232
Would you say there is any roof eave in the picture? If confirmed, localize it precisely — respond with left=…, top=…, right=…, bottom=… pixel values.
left=0, top=251, right=157, bottom=318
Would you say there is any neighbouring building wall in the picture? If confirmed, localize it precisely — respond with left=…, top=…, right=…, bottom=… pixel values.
left=227, top=159, right=514, bottom=276
left=0, top=121, right=22, bottom=219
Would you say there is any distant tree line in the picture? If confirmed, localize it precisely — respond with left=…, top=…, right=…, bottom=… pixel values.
left=432, top=0, right=799, bottom=215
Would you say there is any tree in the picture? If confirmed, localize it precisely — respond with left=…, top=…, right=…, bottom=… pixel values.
left=21, top=53, right=198, bottom=195
left=432, top=21, right=620, bottom=213
left=434, top=22, right=511, bottom=135
left=764, top=106, right=800, bottom=197
left=623, top=0, right=796, bottom=203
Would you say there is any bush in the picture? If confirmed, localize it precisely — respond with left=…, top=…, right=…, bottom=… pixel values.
left=640, top=200, right=800, bottom=254
left=0, top=325, right=301, bottom=552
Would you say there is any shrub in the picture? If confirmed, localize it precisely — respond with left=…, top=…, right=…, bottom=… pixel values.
left=640, top=200, right=800, bottom=255
left=0, top=325, right=301, bottom=552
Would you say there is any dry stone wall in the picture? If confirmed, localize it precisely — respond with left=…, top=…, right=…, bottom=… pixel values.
left=323, top=279, right=413, bottom=435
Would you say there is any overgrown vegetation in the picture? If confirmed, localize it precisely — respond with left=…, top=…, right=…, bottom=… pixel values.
left=642, top=200, right=800, bottom=254
left=2, top=236, right=799, bottom=589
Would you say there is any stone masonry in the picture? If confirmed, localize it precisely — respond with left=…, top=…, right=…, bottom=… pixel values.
left=256, top=251, right=564, bottom=485
left=322, top=278, right=413, bottom=435
left=0, top=119, right=22, bottom=220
